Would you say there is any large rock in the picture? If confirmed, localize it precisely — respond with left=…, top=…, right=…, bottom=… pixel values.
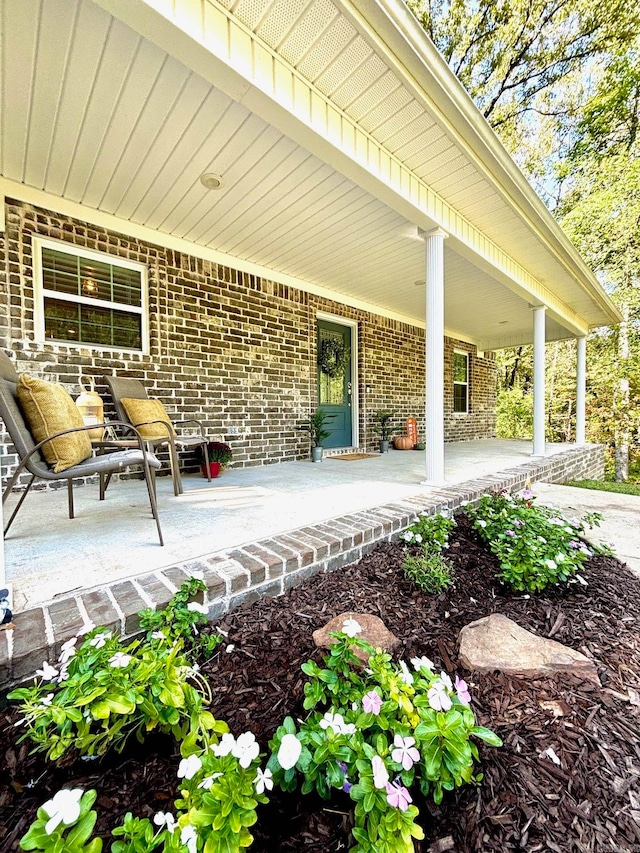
left=458, top=613, right=600, bottom=685
left=313, top=612, right=400, bottom=662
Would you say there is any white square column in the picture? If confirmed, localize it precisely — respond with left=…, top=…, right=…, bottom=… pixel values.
left=422, top=228, right=447, bottom=484
left=576, top=336, right=586, bottom=445
left=532, top=305, right=547, bottom=457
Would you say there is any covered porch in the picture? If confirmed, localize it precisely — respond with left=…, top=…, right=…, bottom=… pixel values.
left=0, top=438, right=603, bottom=684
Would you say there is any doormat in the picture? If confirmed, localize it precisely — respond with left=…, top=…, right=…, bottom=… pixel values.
left=328, top=453, right=379, bottom=461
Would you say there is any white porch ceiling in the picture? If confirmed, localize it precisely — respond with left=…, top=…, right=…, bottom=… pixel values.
left=0, top=0, right=620, bottom=349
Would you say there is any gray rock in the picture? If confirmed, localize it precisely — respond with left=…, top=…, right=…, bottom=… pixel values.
left=458, top=613, right=600, bottom=685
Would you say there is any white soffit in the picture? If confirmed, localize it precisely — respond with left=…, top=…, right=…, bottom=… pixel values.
left=0, top=0, right=619, bottom=349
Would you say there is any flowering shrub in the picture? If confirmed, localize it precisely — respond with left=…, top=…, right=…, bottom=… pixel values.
left=139, top=577, right=222, bottom=658
left=8, top=579, right=224, bottom=761
left=267, top=626, right=501, bottom=853
left=466, top=489, right=611, bottom=593
left=8, top=629, right=216, bottom=760
left=400, top=511, right=455, bottom=550
left=23, top=729, right=271, bottom=853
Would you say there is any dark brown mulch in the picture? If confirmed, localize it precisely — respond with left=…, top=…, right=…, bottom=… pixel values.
left=2, top=515, right=640, bottom=852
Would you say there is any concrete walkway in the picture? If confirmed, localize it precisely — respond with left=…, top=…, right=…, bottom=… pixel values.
left=532, top=481, right=640, bottom=578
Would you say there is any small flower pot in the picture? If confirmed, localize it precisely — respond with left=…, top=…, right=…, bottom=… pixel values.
left=201, top=462, right=221, bottom=478
left=311, top=447, right=323, bottom=462
left=380, top=440, right=389, bottom=454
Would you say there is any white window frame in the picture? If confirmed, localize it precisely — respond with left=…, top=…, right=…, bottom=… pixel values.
left=453, top=349, right=469, bottom=414
left=33, top=237, right=149, bottom=354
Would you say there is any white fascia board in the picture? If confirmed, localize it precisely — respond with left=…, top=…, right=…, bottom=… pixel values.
left=0, top=178, right=420, bottom=330
left=91, top=0, right=601, bottom=339
left=344, top=0, right=621, bottom=326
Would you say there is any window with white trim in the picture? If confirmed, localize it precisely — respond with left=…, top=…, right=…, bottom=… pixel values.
left=453, top=350, right=469, bottom=413
left=34, top=238, right=148, bottom=353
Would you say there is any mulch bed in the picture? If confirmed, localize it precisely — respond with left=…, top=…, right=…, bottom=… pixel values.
left=1, top=515, right=640, bottom=852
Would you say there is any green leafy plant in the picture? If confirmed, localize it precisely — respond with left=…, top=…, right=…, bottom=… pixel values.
left=296, top=408, right=333, bottom=447
left=18, top=788, right=102, bottom=853
left=198, top=442, right=233, bottom=467
left=139, top=577, right=222, bottom=658
left=401, top=511, right=455, bottom=551
left=371, top=410, right=396, bottom=441
left=8, top=579, right=225, bottom=761
left=267, top=625, right=501, bottom=853
left=465, top=489, right=611, bottom=593
left=403, top=551, right=454, bottom=594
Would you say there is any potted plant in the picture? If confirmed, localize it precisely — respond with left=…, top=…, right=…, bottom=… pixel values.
left=296, top=408, right=332, bottom=462
left=198, top=441, right=232, bottom=478
left=372, top=410, right=395, bottom=453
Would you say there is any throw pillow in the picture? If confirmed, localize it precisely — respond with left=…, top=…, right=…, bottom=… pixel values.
left=120, top=398, right=176, bottom=439
left=17, top=374, right=93, bottom=472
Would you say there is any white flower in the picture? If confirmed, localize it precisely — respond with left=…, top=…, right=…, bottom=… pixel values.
left=151, top=631, right=166, bottom=641
left=36, top=661, right=58, bottom=681
left=177, top=754, right=203, bottom=780
left=198, top=773, right=222, bottom=790
left=187, top=601, right=208, bottom=615
left=402, top=532, right=413, bottom=542
left=545, top=559, right=557, bottom=571
left=153, top=811, right=176, bottom=831
left=428, top=681, right=453, bottom=712
left=254, top=767, right=274, bottom=794
left=411, top=655, right=435, bottom=672
left=319, top=711, right=346, bottom=733
left=225, top=644, right=235, bottom=653
left=108, top=652, right=132, bottom=669
left=41, top=788, right=83, bottom=835
left=212, top=732, right=236, bottom=757
left=181, top=824, right=198, bottom=853
left=556, top=553, right=565, bottom=563
left=398, top=660, right=414, bottom=685
left=414, top=533, right=423, bottom=543
left=341, top=618, right=362, bottom=637
left=439, top=671, right=453, bottom=690
left=58, top=638, right=77, bottom=665
left=477, top=519, right=487, bottom=528
left=232, top=731, right=260, bottom=769
left=39, top=693, right=55, bottom=707
left=88, top=631, right=112, bottom=649
left=277, top=734, right=301, bottom=770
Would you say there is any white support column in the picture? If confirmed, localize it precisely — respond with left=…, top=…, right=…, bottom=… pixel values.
left=422, top=228, right=447, bottom=484
left=532, top=305, right=547, bottom=457
left=576, top=336, right=586, bottom=445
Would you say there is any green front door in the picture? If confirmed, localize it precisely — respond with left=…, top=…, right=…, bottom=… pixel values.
left=317, top=319, right=353, bottom=448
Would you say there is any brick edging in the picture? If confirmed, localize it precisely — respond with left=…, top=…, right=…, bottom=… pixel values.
left=0, top=444, right=603, bottom=689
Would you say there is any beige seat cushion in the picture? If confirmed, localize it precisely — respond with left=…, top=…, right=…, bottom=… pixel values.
left=17, top=374, right=92, bottom=472
left=120, top=398, right=176, bottom=439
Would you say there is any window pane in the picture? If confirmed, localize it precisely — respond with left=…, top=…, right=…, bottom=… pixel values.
left=43, top=298, right=81, bottom=342
left=453, top=352, right=468, bottom=383
left=454, top=384, right=468, bottom=413
left=40, top=244, right=144, bottom=351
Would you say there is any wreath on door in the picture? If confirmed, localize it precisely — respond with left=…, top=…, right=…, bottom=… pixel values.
left=318, top=338, right=350, bottom=378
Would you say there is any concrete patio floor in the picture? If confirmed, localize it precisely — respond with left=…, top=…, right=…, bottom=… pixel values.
left=4, top=438, right=579, bottom=612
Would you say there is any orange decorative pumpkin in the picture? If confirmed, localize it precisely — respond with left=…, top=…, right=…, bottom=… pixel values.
left=406, top=417, right=418, bottom=446
left=394, top=435, right=414, bottom=450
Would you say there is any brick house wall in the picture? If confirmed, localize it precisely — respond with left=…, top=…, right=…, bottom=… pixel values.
left=0, top=198, right=496, bottom=484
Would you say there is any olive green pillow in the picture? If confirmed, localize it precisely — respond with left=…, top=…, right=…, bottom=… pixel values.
left=17, top=374, right=92, bottom=472
left=120, top=398, right=176, bottom=439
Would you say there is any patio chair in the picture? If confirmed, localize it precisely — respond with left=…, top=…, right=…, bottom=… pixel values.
left=103, top=374, right=210, bottom=496
left=0, top=352, right=164, bottom=545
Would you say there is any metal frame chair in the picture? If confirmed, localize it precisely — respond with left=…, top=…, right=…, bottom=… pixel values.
left=103, top=374, right=210, bottom=496
left=0, top=352, right=164, bottom=545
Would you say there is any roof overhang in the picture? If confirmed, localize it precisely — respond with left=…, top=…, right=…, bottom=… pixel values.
left=0, top=0, right=621, bottom=349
